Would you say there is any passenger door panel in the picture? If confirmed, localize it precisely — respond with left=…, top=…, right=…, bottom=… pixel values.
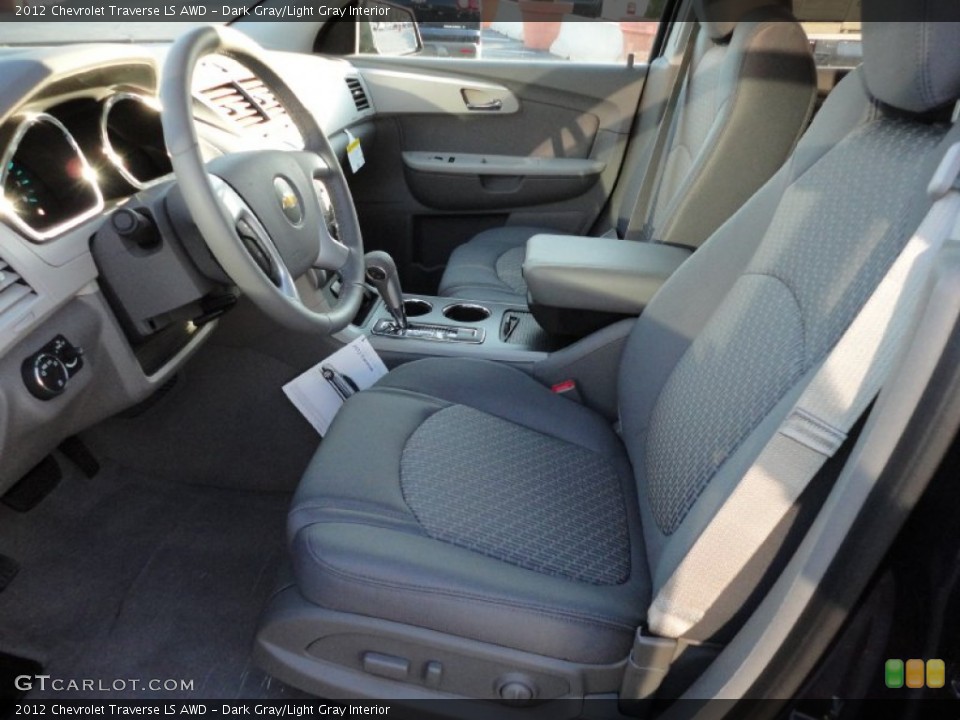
left=347, top=57, right=646, bottom=293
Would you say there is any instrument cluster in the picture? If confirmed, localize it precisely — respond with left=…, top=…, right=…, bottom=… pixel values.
left=0, top=91, right=172, bottom=242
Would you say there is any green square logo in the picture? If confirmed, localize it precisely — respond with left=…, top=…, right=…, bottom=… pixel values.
left=885, top=659, right=904, bottom=688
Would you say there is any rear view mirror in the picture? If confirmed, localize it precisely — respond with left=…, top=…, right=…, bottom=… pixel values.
left=357, top=1, right=423, bottom=56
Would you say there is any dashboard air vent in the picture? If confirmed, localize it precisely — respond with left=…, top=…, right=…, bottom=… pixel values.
left=345, top=77, right=371, bottom=112
left=0, top=256, right=37, bottom=327
left=237, top=77, right=287, bottom=121
left=200, top=76, right=299, bottom=146
left=201, top=80, right=270, bottom=128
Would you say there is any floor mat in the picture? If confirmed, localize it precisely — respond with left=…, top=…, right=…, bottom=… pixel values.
left=0, top=651, right=42, bottom=700
left=0, top=460, right=308, bottom=700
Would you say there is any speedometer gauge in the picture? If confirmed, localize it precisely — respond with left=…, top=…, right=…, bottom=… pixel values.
left=4, top=161, right=53, bottom=223
left=0, top=113, right=103, bottom=241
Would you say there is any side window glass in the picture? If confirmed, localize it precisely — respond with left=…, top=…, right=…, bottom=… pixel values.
left=795, top=0, right=862, bottom=103
left=358, top=0, right=669, bottom=63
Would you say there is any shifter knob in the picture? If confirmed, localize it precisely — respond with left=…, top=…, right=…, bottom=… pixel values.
left=364, top=250, right=407, bottom=330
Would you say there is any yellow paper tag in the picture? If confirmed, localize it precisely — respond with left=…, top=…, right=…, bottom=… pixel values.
left=345, top=130, right=364, bottom=173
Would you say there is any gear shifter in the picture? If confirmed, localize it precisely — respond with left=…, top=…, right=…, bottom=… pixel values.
left=364, top=251, right=407, bottom=331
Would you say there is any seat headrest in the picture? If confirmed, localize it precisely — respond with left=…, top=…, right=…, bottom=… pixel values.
left=862, top=5, right=960, bottom=114
left=693, top=0, right=790, bottom=41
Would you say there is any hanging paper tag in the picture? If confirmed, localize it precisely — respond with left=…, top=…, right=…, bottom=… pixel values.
left=345, top=129, right=365, bottom=173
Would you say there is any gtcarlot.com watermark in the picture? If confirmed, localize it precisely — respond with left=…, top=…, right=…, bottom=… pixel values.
left=14, top=675, right=195, bottom=693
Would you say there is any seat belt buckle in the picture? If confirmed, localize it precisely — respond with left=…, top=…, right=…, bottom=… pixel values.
left=551, top=379, right=583, bottom=403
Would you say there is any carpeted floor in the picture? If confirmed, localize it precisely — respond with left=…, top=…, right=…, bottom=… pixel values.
left=0, top=458, right=308, bottom=700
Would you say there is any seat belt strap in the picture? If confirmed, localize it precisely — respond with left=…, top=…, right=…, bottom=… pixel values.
left=647, top=141, right=960, bottom=639
left=624, top=21, right=699, bottom=242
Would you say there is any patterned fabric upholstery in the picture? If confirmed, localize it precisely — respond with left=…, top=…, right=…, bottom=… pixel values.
left=494, top=246, right=528, bottom=295
left=644, top=116, right=945, bottom=535
left=401, top=405, right=631, bottom=585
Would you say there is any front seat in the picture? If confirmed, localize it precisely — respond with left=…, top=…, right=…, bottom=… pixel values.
left=436, top=0, right=817, bottom=305
left=257, top=10, right=960, bottom=701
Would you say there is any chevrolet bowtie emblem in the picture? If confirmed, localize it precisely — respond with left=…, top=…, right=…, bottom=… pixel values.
left=273, top=177, right=303, bottom=226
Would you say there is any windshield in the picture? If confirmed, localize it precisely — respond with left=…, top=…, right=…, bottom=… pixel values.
left=0, top=22, right=222, bottom=45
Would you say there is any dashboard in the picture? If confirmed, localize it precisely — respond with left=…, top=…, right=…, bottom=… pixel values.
left=0, top=41, right=376, bottom=493
left=0, top=53, right=310, bottom=243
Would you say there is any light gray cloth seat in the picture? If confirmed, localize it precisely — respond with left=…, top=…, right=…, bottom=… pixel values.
left=432, top=226, right=533, bottom=304
left=436, top=0, right=817, bottom=304
left=290, top=358, right=650, bottom=663
left=286, top=5, right=960, bottom=681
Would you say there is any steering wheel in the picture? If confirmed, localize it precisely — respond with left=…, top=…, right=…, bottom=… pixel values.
left=160, top=26, right=365, bottom=334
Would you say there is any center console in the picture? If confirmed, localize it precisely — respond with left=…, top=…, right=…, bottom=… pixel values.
left=338, top=249, right=635, bottom=421
left=346, top=249, right=563, bottom=367
left=356, top=294, right=563, bottom=366
left=339, top=251, right=633, bottom=422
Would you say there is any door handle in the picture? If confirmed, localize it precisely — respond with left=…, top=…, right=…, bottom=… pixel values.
left=465, top=98, right=503, bottom=111
left=461, top=88, right=505, bottom=112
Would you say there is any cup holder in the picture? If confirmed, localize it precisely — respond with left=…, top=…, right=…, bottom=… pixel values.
left=443, top=303, right=491, bottom=323
left=403, top=299, right=433, bottom=317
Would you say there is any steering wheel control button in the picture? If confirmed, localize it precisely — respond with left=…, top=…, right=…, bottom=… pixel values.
left=236, top=220, right=278, bottom=283
left=273, top=176, right=304, bottom=226
left=21, top=335, right=84, bottom=401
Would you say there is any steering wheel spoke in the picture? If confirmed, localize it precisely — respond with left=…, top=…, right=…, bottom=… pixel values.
left=284, top=154, right=349, bottom=274
left=314, top=214, right=351, bottom=273
left=209, top=175, right=301, bottom=304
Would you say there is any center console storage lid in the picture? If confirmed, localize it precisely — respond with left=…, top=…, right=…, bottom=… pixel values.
left=524, top=235, right=692, bottom=315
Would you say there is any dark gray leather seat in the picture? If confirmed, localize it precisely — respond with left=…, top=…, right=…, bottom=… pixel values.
left=274, top=6, right=960, bottom=700
left=437, top=0, right=817, bottom=305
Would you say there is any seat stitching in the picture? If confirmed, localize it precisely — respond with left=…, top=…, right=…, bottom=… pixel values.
left=743, top=270, right=807, bottom=356
left=295, top=516, right=425, bottom=535
left=292, top=499, right=416, bottom=521
left=374, top=385, right=624, bottom=459
left=302, top=530, right=638, bottom=632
